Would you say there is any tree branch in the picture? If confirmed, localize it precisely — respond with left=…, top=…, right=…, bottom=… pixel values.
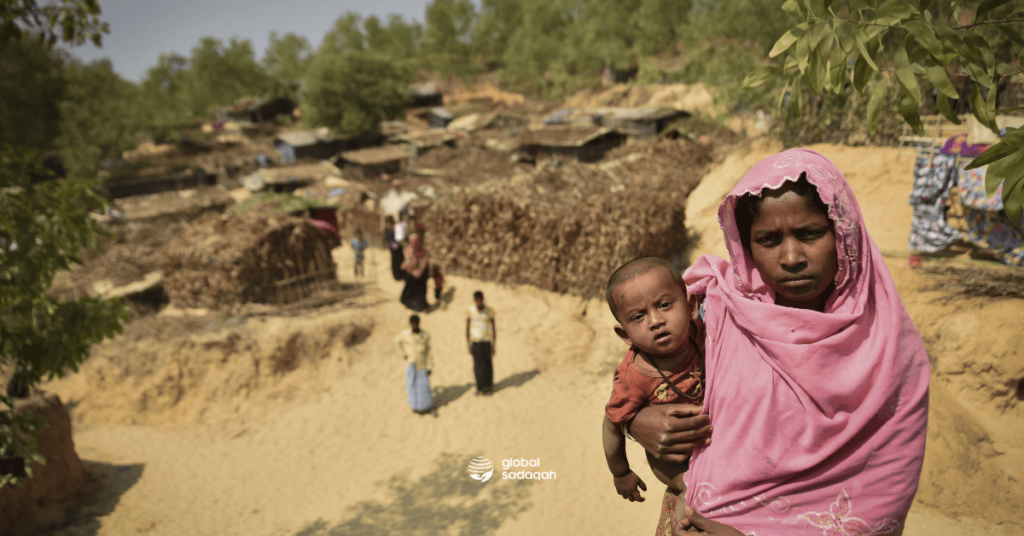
left=953, top=18, right=1024, bottom=30
left=835, top=17, right=1024, bottom=31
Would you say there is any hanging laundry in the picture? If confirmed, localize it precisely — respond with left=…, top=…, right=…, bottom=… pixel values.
left=958, top=164, right=1004, bottom=210
left=908, top=151, right=961, bottom=252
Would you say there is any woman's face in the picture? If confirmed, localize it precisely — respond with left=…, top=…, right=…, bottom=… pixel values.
left=748, top=190, right=838, bottom=311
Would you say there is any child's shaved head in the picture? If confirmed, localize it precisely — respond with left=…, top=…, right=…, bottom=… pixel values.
left=606, top=257, right=682, bottom=321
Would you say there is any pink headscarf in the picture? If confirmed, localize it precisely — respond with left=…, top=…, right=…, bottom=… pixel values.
left=682, top=149, right=930, bottom=536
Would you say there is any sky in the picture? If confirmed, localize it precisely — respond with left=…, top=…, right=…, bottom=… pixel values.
left=68, top=0, right=435, bottom=82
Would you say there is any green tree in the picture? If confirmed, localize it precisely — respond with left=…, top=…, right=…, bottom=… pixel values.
left=188, top=36, right=275, bottom=116
left=1, top=0, right=129, bottom=490
left=498, top=0, right=580, bottom=97
left=303, top=49, right=412, bottom=138
left=263, top=31, right=313, bottom=94
left=474, top=0, right=525, bottom=67
left=57, top=59, right=144, bottom=178
left=364, top=14, right=423, bottom=64
left=745, top=0, right=1024, bottom=220
left=422, top=0, right=479, bottom=79
left=0, top=33, right=67, bottom=152
left=320, top=13, right=368, bottom=55
left=633, top=0, right=692, bottom=55
left=140, top=52, right=194, bottom=138
left=0, top=0, right=108, bottom=46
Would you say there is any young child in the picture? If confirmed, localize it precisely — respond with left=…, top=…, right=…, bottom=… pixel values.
left=602, top=257, right=704, bottom=533
left=351, top=229, right=368, bottom=278
left=431, top=263, right=445, bottom=306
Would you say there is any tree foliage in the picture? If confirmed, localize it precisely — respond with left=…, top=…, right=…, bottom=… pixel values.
left=0, top=0, right=108, bottom=46
left=304, top=49, right=412, bottom=138
left=745, top=0, right=1024, bottom=220
left=57, top=59, right=145, bottom=178
left=263, top=31, right=313, bottom=93
left=0, top=33, right=67, bottom=152
left=1, top=0, right=129, bottom=489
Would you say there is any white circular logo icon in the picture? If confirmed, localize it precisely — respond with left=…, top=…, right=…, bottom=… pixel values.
left=468, top=456, right=494, bottom=483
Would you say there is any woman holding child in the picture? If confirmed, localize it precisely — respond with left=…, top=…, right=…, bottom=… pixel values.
left=624, top=149, right=930, bottom=536
left=400, top=232, right=431, bottom=312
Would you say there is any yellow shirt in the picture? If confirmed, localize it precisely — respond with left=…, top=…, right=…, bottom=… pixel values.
left=396, top=328, right=432, bottom=370
left=467, top=305, right=495, bottom=343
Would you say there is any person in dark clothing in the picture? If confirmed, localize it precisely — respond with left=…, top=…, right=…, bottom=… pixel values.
left=400, top=233, right=430, bottom=312
left=385, top=215, right=405, bottom=281
left=465, top=291, right=497, bottom=395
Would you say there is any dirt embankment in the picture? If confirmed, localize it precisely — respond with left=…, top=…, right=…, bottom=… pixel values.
left=48, top=311, right=373, bottom=429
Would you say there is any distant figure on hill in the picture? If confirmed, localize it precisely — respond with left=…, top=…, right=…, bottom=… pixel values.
left=397, top=315, right=437, bottom=417
left=384, top=215, right=404, bottom=281
left=351, top=229, right=368, bottom=278
left=466, top=291, right=497, bottom=396
left=400, top=233, right=430, bottom=312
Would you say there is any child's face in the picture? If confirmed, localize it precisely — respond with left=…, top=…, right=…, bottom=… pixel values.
left=612, top=268, right=692, bottom=357
left=474, top=296, right=484, bottom=309
left=748, top=190, right=838, bottom=311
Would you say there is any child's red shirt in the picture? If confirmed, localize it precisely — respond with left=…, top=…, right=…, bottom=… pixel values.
left=605, top=337, right=705, bottom=427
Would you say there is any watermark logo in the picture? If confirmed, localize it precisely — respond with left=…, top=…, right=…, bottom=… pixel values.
left=468, top=456, right=494, bottom=483
left=500, top=458, right=557, bottom=480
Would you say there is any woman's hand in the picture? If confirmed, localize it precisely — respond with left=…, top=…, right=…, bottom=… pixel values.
left=682, top=506, right=745, bottom=536
left=628, top=404, right=711, bottom=464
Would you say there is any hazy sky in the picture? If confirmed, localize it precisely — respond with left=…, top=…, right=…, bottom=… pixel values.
left=69, top=0, right=434, bottom=82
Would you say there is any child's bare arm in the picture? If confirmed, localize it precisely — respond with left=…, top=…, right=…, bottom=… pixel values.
left=603, top=414, right=647, bottom=502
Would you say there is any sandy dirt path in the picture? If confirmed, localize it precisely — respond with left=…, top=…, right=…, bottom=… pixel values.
left=42, top=142, right=1022, bottom=536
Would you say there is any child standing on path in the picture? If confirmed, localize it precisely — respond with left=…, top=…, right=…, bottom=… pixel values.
left=466, top=291, right=497, bottom=396
left=351, top=229, right=368, bottom=278
left=601, top=257, right=705, bottom=534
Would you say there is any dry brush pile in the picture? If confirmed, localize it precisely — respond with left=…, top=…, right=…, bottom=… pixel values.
left=424, top=139, right=711, bottom=297
left=162, top=212, right=341, bottom=308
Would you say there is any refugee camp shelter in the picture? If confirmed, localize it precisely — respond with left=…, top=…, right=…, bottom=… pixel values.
left=223, top=97, right=297, bottom=123
left=103, top=168, right=216, bottom=199
left=424, top=108, right=455, bottom=129
left=519, top=126, right=626, bottom=163
left=588, top=107, right=689, bottom=138
left=242, top=161, right=341, bottom=193
left=395, top=130, right=458, bottom=160
left=274, top=130, right=347, bottom=163
left=421, top=102, right=491, bottom=129
left=337, top=145, right=410, bottom=178
left=409, top=82, right=444, bottom=108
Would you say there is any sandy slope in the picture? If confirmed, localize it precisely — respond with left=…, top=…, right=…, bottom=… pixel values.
left=41, top=143, right=1023, bottom=536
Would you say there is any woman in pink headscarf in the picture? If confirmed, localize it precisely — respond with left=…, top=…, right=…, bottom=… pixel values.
left=400, top=232, right=431, bottom=312
left=628, top=149, right=930, bottom=536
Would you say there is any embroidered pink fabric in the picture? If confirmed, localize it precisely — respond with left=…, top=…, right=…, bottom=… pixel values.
left=682, top=149, right=930, bottom=536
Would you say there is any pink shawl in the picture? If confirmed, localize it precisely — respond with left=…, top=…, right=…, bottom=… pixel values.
left=682, top=149, right=930, bottom=536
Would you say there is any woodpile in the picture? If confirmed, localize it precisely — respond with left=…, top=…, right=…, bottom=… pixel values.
left=424, top=139, right=710, bottom=297
left=162, top=212, right=341, bottom=308
left=426, top=188, right=688, bottom=297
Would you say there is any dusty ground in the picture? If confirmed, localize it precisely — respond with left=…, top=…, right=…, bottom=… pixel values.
left=36, top=143, right=1024, bottom=536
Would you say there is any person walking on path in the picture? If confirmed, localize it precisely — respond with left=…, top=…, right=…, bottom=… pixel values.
left=466, top=291, right=497, bottom=396
left=397, top=315, right=437, bottom=416
left=351, top=228, right=368, bottom=278
left=385, top=215, right=404, bottom=281
left=400, top=233, right=430, bottom=311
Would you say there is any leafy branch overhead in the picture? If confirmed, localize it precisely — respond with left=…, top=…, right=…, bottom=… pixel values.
left=742, top=0, right=1024, bottom=221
